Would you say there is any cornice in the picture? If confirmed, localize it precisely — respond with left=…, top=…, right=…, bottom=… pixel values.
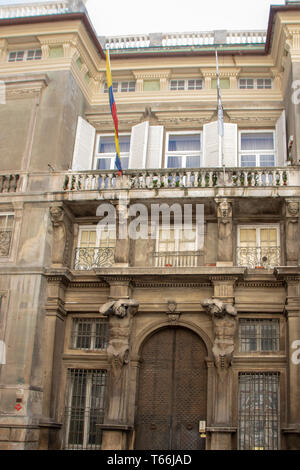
left=133, top=69, right=171, bottom=80
left=237, top=281, right=284, bottom=288
left=0, top=73, right=49, bottom=100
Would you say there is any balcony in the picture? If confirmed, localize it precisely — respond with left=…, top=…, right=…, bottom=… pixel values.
left=152, top=251, right=203, bottom=268
left=237, top=246, right=281, bottom=269
left=63, top=167, right=292, bottom=192
left=73, top=247, right=115, bottom=270
left=0, top=1, right=85, bottom=19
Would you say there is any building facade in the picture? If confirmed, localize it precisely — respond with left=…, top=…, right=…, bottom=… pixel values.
left=0, top=0, right=300, bottom=450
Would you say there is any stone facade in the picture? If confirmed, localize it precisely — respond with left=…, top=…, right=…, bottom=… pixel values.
left=0, top=0, right=299, bottom=451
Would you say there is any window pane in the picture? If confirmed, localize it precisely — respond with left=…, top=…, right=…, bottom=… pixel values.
left=167, top=156, right=181, bottom=168
left=168, top=134, right=201, bottom=152
left=187, top=79, right=202, bottom=90
left=186, top=155, right=200, bottom=168
left=240, top=228, right=256, bottom=244
left=239, top=78, right=254, bottom=89
left=241, top=155, right=256, bottom=167
left=260, top=154, right=275, bottom=167
left=97, top=158, right=112, bottom=170
left=99, top=136, right=130, bottom=154
left=260, top=228, right=277, bottom=245
left=241, top=133, right=274, bottom=151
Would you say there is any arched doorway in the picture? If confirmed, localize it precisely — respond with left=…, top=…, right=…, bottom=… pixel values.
left=135, top=327, right=207, bottom=450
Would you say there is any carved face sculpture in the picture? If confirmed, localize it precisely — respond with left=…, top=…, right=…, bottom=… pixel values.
left=219, top=200, right=231, bottom=218
left=287, top=201, right=299, bottom=217
left=50, top=206, right=63, bottom=224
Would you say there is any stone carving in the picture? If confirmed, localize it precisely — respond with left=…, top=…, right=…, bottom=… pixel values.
left=0, top=230, right=12, bottom=257
left=100, top=299, right=139, bottom=423
left=287, top=201, right=299, bottom=217
left=215, top=199, right=233, bottom=262
left=217, top=199, right=232, bottom=219
left=49, top=205, right=73, bottom=267
left=201, top=298, right=237, bottom=372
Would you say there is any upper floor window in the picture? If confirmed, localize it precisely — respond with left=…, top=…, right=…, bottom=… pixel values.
left=153, top=226, right=202, bottom=267
left=239, top=78, right=272, bottom=89
left=95, top=134, right=130, bottom=170
left=165, top=132, right=202, bottom=168
left=169, top=79, right=203, bottom=91
left=0, top=213, right=14, bottom=257
left=74, top=226, right=116, bottom=270
left=8, top=49, right=42, bottom=62
left=239, top=319, right=280, bottom=352
left=70, top=318, right=109, bottom=350
left=237, top=225, right=280, bottom=269
left=103, top=81, right=136, bottom=93
left=239, top=131, right=275, bottom=167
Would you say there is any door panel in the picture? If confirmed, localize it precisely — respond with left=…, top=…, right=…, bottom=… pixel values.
left=135, top=327, right=207, bottom=450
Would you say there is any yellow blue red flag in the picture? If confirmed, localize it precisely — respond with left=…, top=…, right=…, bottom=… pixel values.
left=106, top=50, right=122, bottom=175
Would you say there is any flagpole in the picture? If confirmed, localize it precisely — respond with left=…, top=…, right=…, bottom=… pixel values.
left=215, top=50, right=225, bottom=180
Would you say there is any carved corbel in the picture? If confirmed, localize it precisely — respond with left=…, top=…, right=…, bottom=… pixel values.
left=166, top=301, right=181, bottom=323
left=215, top=198, right=233, bottom=263
left=49, top=205, right=73, bottom=267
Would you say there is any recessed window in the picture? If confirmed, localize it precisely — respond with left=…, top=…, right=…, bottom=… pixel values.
left=74, top=227, right=116, bottom=270
left=237, top=225, right=280, bottom=269
left=211, top=78, right=230, bottom=89
left=8, top=49, right=42, bottom=62
left=239, top=78, right=272, bottom=89
left=166, top=133, right=201, bottom=168
left=240, top=131, right=275, bottom=167
left=64, top=369, right=107, bottom=450
left=70, top=318, right=109, bottom=350
left=169, top=79, right=203, bottom=91
left=0, top=213, right=14, bottom=257
left=239, top=319, right=280, bottom=352
left=153, top=226, right=202, bottom=267
left=95, top=134, right=130, bottom=170
left=103, top=81, right=135, bottom=93
left=238, top=372, right=280, bottom=450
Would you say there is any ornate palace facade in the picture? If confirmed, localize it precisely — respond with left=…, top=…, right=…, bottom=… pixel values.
left=0, top=0, right=300, bottom=450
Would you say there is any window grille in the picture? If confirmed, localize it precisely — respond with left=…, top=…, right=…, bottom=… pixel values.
left=0, top=213, right=14, bottom=257
left=238, top=372, right=280, bottom=450
left=64, top=369, right=107, bottom=450
left=239, top=319, right=280, bottom=352
left=70, top=318, right=109, bottom=350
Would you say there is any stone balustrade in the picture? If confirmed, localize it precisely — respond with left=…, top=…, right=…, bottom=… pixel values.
left=0, top=174, right=20, bottom=193
left=0, top=1, right=85, bottom=18
left=63, top=167, right=292, bottom=192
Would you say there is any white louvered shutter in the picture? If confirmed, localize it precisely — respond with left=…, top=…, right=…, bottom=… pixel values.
left=72, top=116, right=96, bottom=170
left=129, top=121, right=149, bottom=169
left=276, top=110, right=287, bottom=166
left=203, top=121, right=219, bottom=167
left=223, top=123, right=238, bottom=167
left=146, top=125, right=164, bottom=169
left=0, top=340, right=6, bottom=365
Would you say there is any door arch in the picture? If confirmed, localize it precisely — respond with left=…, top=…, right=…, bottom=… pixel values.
left=135, top=326, right=207, bottom=450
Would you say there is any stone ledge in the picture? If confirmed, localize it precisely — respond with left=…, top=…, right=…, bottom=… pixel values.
left=207, top=427, right=237, bottom=433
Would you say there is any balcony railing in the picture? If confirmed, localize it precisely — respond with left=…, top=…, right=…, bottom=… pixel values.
left=0, top=174, right=20, bottom=193
left=152, top=251, right=202, bottom=268
left=104, top=30, right=267, bottom=50
left=237, top=246, right=281, bottom=269
left=63, top=167, right=291, bottom=192
left=74, top=247, right=114, bottom=270
left=0, top=229, right=12, bottom=257
left=0, top=1, right=87, bottom=19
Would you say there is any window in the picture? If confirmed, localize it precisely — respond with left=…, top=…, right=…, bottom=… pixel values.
left=0, top=213, right=14, bottom=257
left=103, top=81, right=135, bottom=93
left=238, top=373, right=280, bottom=450
left=169, top=79, right=203, bottom=91
left=211, top=78, right=230, bottom=89
left=237, top=225, right=280, bottom=269
left=165, top=132, right=202, bottom=168
left=239, top=131, right=275, bottom=167
left=153, top=226, right=201, bottom=267
left=95, top=134, right=130, bottom=170
left=239, top=78, right=272, bottom=89
left=70, top=318, right=109, bottom=350
left=8, top=49, right=42, bottom=62
left=74, top=227, right=116, bottom=270
left=239, top=319, right=280, bottom=352
left=64, top=369, right=107, bottom=450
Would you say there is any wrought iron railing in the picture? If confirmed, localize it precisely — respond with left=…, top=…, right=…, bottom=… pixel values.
left=0, top=230, right=12, bottom=257
left=152, top=251, right=202, bottom=267
left=73, top=247, right=114, bottom=270
left=237, top=246, right=281, bottom=269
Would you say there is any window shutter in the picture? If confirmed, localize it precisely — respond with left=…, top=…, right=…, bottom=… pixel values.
left=203, top=121, right=219, bottom=167
left=72, top=116, right=96, bottom=171
left=223, top=123, right=238, bottom=167
left=0, top=340, right=6, bottom=365
left=129, top=121, right=149, bottom=169
left=146, top=125, right=164, bottom=169
left=276, top=110, right=287, bottom=166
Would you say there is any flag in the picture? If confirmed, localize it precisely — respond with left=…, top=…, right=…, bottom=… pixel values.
left=215, top=50, right=224, bottom=138
left=106, top=50, right=122, bottom=175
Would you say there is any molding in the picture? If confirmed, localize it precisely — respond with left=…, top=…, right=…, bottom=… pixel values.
left=237, top=281, right=285, bottom=288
